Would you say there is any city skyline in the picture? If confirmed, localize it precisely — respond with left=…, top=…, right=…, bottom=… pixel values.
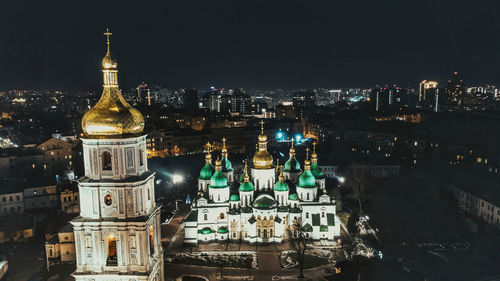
left=2, top=1, right=500, bottom=90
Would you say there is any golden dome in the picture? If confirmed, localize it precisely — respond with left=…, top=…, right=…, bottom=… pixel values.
left=253, top=150, right=273, bottom=169
left=81, top=29, right=144, bottom=138
left=82, top=88, right=145, bottom=137
left=253, top=120, right=273, bottom=169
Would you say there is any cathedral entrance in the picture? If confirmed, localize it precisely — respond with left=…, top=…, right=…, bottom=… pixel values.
left=106, top=233, right=117, bottom=266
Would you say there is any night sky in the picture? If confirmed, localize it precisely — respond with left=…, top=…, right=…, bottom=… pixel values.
left=1, top=0, right=500, bottom=91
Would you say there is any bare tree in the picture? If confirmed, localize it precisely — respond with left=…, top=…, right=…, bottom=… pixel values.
left=288, top=220, right=310, bottom=278
left=343, top=166, right=372, bottom=215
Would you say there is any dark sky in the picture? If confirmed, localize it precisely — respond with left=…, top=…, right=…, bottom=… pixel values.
left=1, top=0, right=500, bottom=91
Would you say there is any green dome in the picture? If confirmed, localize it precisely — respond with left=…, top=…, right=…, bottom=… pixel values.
left=288, top=193, right=298, bottom=200
left=284, top=157, right=301, bottom=173
left=217, top=226, right=228, bottom=233
left=238, top=181, right=254, bottom=192
left=253, top=194, right=277, bottom=209
left=198, top=227, right=213, bottom=234
left=274, top=180, right=289, bottom=192
left=311, top=163, right=325, bottom=179
left=298, top=170, right=317, bottom=188
left=209, top=171, right=229, bottom=188
left=199, top=163, right=214, bottom=180
left=229, top=194, right=240, bottom=201
left=221, top=157, right=233, bottom=172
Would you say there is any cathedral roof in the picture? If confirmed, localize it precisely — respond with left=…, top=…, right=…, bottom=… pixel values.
left=200, top=163, right=215, bottom=180
left=209, top=158, right=229, bottom=188
left=298, top=169, right=316, bottom=188
left=284, top=157, right=301, bottom=173
left=253, top=194, right=277, bottom=209
left=311, top=162, right=325, bottom=179
left=288, top=193, right=298, bottom=200
left=284, top=139, right=301, bottom=172
left=82, top=29, right=144, bottom=138
left=253, top=121, right=273, bottom=169
left=221, top=157, right=233, bottom=172
left=274, top=166, right=289, bottom=192
left=229, top=194, right=240, bottom=201
left=238, top=181, right=254, bottom=192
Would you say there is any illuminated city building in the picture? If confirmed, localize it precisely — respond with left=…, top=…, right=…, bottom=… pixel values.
left=418, top=80, right=438, bottom=102
left=184, top=121, right=340, bottom=244
left=71, top=29, right=164, bottom=281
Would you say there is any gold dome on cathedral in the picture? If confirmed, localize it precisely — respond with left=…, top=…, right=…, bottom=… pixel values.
left=253, top=120, right=273, bottom=169
left=81, top=29, right=144, bottom=138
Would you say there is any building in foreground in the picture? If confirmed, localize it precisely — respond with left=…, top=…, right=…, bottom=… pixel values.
left=185, top=123, right=341, bottom=244
left=70, top=30, right=164, bottom=281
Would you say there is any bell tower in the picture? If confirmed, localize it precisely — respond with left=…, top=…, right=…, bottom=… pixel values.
left=71, top=29, right=164, bottom=281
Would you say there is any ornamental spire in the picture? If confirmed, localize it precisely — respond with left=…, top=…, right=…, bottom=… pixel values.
left=279, top=165, right=285, bottom=182
left=304, top=147, right=311, bottom=170
left=311, top=141, right=318, bottom=163
left=104, top=28, right=112, bottom=56
left=243, top=160, right=250, bottom=182
left=221, top=137, right=227, bottom=158
left=204, top=142, right=212, bottom=164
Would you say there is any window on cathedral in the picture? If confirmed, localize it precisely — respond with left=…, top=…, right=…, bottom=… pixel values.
left=204, top=214, right=208, bottom=220
left=220, top=213, right=225, bottom=219
left=306, top=212, right=309, bottom=218
left=106, top=233, right=117, bottom=266
left=104, top=194, right=113, bottom=206
left=139, top=149, right=144, bottom=166
left=149, top=225, right=155, bottom=257
left=102, top=151, right=112, bottom=171
left=322, top=212, right=325, bottom=218
left=307, top=193, right=310, bottom=200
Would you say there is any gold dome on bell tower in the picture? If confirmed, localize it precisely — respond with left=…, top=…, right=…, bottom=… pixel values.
left=81, top=28, right=145, bottom=138
left=253, top=120, right=273, bottom=169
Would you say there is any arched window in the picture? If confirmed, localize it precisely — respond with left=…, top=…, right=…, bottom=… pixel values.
left=149, top=225, right=155, bottom=257
left=102, top=151, right=112, bottom=171
left=270, top=229, right=273, bottom=237
left=258, top=229, right=261, bottom=237
left=306, top=193, right=310, bottom=200
left=106, top=233, right=117, bottom=266
left=263, top=229, right=267, bottom=238
left=220, top=213, right=225, bottom=219
left=139, top=149, right=144, bottom=166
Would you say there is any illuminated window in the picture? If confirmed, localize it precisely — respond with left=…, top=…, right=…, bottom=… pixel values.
left=104, top=194, right=113, bottom=206
left=106, top=233, right=117, bottom=266
left=102, top=151, right=112, bottom=170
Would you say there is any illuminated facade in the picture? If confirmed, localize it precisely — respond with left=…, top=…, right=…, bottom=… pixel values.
left=71, top=29, right=163, bottom=281
left=185, top=122, right=340, bottom=244
left=418, top=80, right=438, bottom=102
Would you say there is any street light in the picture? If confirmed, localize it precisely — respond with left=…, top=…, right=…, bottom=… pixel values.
left=172, top=174, right=184, bottom=202
left=173, top=174, right=183, bottom=184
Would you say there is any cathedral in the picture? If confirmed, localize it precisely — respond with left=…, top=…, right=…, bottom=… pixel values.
left=71, top=30, right=164, bottom=281
left=184, top=122, right=341, bottom=244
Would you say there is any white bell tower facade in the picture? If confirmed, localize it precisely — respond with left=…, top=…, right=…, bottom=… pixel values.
left=71, top=29, right=164, bottom=281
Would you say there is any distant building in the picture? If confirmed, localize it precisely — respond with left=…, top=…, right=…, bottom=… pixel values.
left=0, top=184, right=23, bottom=216
left=418, top=80, right=438, bottom=102
left=46, top=224, right=76, bottom=264
left=450, top=181, right=500, bottom=228
left=182, top=88, right=199, bottom=110
left=36, top=137, right=74, bottom=175
left=24, top=183, right=58, bottom=211
left=59, top=182, right=79, bottom=214
left=370, top=85, right=405, bottom=112
left=444, top=72, right=466, bottom=108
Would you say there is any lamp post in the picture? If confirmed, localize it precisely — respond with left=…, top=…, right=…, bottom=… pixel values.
left=172, top=174, right=183, bottom=207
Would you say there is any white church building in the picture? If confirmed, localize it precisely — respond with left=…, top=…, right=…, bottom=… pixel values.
left=70, top=29, right=164, bottom=281
left=184, top=123, right=341, bottom=244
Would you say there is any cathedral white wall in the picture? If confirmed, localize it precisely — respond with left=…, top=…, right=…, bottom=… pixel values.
left=82, top=136, right=147, bottom=181
left=250, top=168, right=275, bottom=191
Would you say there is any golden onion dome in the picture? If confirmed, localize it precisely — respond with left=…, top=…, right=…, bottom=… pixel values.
left=253, top=149, right=273, bottom=169
left=82, top=29, right=145, bottom=138
left=253, top=120, right=273, bottom=169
